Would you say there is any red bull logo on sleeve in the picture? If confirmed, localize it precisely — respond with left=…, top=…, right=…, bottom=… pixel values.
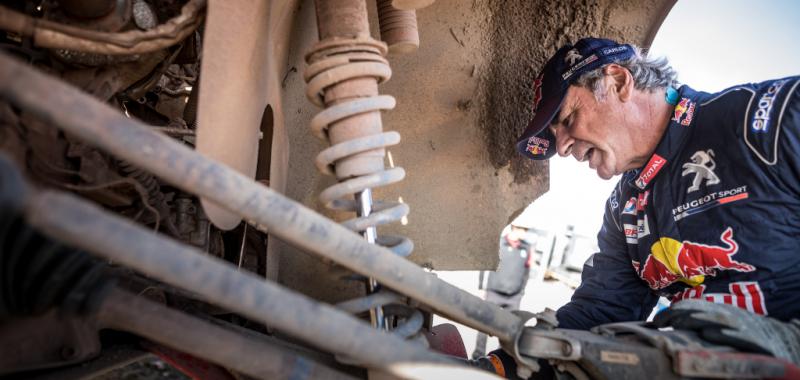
left=672, top=97, right=696, bottom=126
left=635, top=227, right=755, bottom=290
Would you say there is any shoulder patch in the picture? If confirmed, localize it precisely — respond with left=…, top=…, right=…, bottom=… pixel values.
left=744, top=78, right=800, bottom=165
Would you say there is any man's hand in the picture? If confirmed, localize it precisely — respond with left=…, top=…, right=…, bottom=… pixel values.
left=653, top=299, right=800, bottom=365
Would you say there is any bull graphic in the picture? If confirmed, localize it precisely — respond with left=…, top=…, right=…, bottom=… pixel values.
left=636, top=227, right=755, bottom=290
left=682, top=149, right=720, bottom=193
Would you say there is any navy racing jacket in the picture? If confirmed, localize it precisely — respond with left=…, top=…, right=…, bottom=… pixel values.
left=557, top=77, right=800, bottom=330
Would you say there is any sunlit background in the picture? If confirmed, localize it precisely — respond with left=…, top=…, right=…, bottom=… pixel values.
left=433, top=0, right=800, bottom=356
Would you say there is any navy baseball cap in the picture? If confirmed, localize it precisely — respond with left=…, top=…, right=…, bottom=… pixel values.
left=516, top=38, right=635, bottom=160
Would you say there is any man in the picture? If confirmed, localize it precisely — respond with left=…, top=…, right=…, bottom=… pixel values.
left=473, top=225, right=534, bottom=358
left=515, top=37, right=800, bottom=330
left=484, top=226, right=533, bottom=311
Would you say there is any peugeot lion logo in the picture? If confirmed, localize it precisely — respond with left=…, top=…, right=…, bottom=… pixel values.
left=681, top=149, right=720, bottom=193
left=565, top=49, right=582, bottom=66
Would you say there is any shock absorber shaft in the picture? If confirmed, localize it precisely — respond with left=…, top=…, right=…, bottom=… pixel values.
left=356, top=188, right=386, bottom=328
left=309, top=0, right=396, bottom=330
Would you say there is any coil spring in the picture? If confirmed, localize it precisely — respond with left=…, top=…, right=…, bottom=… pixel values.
left=304, top=37, right=420, bottom=338
left=336, top=290, right=425, bottom=342
left=0, top=156, right=107, bottom=318
left=304, top=37, right=413, bottom=258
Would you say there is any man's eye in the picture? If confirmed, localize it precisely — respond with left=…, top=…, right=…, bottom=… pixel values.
left=564, top=114, right=574, bottom=129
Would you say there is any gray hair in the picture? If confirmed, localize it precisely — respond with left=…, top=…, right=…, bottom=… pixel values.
left=573, top=45, right=679, bottom=99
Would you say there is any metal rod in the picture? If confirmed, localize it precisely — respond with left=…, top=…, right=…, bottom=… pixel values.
left=97, top=287, right=359, bottom=380
left=25, top=190, right=451, bottom=370
left=377, top=0, right=420, bottom=54
left=356, top=188, right=378, bottom=244
left=0, top=52, right=521, bottom=343
left=26, top=192, right=501, bottom=379
left=237, top=223, right=247, bottom=269
left=356, top=188, right=386, bottom=329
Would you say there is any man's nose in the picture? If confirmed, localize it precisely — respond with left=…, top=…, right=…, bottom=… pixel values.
left=551, top=125, right=574, bottom=157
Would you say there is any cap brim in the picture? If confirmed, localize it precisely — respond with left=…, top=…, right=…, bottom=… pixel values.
left=515, top=87, right=567, bottom=160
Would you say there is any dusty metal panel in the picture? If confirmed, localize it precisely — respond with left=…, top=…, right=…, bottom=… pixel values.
left=196, top=0, right=267, bottom=229
left=194, top=0, right=297, bottom=283
left=279, top=0, right=675, bottom=273
left=262, top=2, right=298, bottom=283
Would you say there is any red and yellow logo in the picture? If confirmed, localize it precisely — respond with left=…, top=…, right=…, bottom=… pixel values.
left=672, top=97, right=696, bottom=126
left=633, top=227, right=754, bottom=290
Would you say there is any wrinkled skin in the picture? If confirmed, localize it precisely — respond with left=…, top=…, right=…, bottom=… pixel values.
left=549, top=64, right=673, bottom=179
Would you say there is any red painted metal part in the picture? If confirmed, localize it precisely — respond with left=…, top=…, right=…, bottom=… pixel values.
left=144, top=341, right=236, bottom=380
left=425, top=323, right=468, bottom=359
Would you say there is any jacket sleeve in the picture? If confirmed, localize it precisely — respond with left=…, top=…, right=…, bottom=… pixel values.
left=556, top=184, right=659, bottom=330
left=776, top=79, right=800, bottom=195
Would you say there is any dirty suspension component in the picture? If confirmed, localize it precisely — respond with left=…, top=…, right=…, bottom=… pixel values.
left=60, top=0, right=118, bottom=19
left=118, top=160, right=165, bottom=205
left=391, top=0, right=436, bottom=11
left=377, top=0, right=420, bottom=54
left=306, top=0, right=413, bottom=332
left=98, top=287, right=360, bottom=380
left=0, top=155, right=358, bottom=379
left=0, top=51, right=522, bottom=344
left=0, top=158, right=106, bottom=318
left=118, top=160, right=182, bottom=236
left=0, top=0, right=205, bottom=55
left=25, top=190, right=460, bottom=373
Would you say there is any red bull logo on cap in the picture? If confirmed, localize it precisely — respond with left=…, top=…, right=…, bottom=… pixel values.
left=526, top=136, right=550, bottom=156
left=633, top=227, right=755, bottom=290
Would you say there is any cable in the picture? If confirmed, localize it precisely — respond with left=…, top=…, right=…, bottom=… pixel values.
left=0, top=0, right=205, bottom=55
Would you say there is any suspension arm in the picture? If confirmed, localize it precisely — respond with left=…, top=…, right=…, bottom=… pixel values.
left=97, top=287, right=360, bottom=380
left=25, top=189, right=453, bottom=371
left=0, top=52, right=521, bottom=343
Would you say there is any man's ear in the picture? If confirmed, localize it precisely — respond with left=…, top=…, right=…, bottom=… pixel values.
left=603, top=64, right=633, bottom=102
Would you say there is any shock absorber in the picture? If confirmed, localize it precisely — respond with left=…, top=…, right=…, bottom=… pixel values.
left=304, top=0, right=413, bottom=331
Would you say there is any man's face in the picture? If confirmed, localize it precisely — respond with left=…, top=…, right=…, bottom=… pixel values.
left=548, top=79, right=648, bottom=179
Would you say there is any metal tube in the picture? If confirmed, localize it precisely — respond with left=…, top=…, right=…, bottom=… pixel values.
left=0, top=0, right=204, bottom=55
left=356, top=188, right=386, bottom=329
left=314, top=0, right=370, bottom=40
left=0, top=52, right=521, bottom=343
left=26, top=192, right=501, bottom=380
left=357, top=188, right=378, bottom=244
left=314, top=0, right=390, bottom=333
left=377, top=0, right=420, bottom=54
left=97, top=287, right=359, bottom=380
left=25, top=190, right=450, bottom=370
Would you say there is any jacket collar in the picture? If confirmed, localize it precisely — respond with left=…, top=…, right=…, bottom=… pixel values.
left=629, top=85, right=700, bottom=190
